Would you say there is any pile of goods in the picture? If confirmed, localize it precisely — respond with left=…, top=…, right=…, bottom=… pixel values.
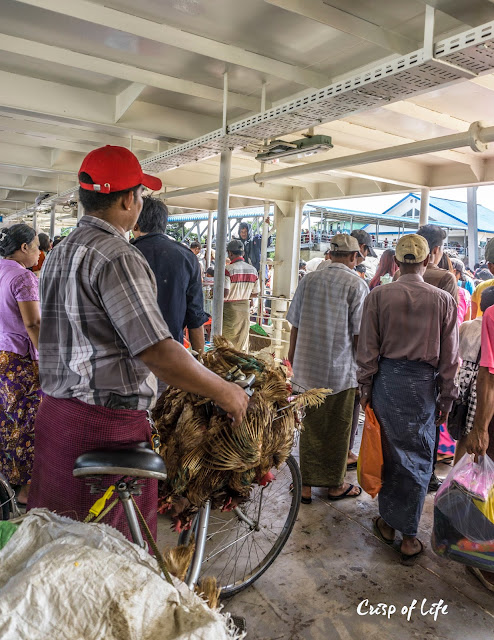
left=153, top=337, right=329, bottom=530
left=433, top=454, right=494, bottom=571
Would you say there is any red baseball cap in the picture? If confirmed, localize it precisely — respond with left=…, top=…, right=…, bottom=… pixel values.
left=79, top=145, right=162, bottom=194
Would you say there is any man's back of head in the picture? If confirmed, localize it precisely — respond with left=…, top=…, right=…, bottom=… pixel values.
left=417, top=224, right=446, bottom=259
left=135, top=196, right=168, bottom=234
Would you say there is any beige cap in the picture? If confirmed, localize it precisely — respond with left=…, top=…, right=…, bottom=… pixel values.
left=395, top=234, right=429, bottom=263
left=330, top=233, right=363, bottom=256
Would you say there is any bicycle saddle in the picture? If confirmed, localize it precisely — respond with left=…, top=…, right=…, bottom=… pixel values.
left=73, top=442, right=167, bottom=480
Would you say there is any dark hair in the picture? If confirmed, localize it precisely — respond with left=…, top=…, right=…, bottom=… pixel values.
left=369, top=249, right=398, bottom=289
left=206, top=267, right=214, bottom=277
left=136, top=196, right=168, bottom=233
left=480, top=286, right=494, bottom=313
left=190, top=241, right=201, bottom=250
left=417, top=224, right=446, bottom=252
left=52, top=235, right=63, bottom=247
left=0, top=224, right=36, bottom=257
left=329, top=250, right=356, bottom=258
left=78, top=172, right=140, bottom=214
left=38, top=232, right=51, bottom=252
left=226, top=239, right=244, bottom=256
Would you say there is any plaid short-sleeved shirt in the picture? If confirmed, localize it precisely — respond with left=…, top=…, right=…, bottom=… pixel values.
left=38, top=216, right=172, bottom=410
left=286, top=262, right=368, bottom=393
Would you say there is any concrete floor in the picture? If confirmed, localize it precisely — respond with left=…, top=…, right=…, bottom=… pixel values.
left=157, top=457, right=494, bottom=640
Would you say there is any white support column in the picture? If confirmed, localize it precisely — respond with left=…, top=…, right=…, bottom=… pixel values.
left=211, top=150, right=231, bottom=337
left=32, top=209, right=37, bottom=231
left=49, top=204, right=56, bottom=239
left=467, top=186, right=479, bottom=267
left=419, top=187, right=430, bottom=227
left=273, top=189, right=303, bottom=299
left=77, top=200, right=84, bottom=222
left=206, top=209, right=214, bottom=268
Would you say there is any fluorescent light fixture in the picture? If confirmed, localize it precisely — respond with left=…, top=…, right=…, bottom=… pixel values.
left=255, top=135, right=333, bottom=163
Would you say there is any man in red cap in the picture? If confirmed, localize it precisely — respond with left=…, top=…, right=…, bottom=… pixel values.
left=27, top=146, right=248, bottom=539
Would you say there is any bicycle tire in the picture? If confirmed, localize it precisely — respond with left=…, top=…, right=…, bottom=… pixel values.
left=198, top=454, right=302, bottom=598
left=0, top=477, right=12, bottom=521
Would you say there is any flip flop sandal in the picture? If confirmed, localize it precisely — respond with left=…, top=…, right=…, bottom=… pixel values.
left=400, top=539, right=425, bottom=566
left=468, top=566, right=494, bottom=592
left=301, top=496, right=312, bottom=504
left=327, top=484, right=362, bottom=501
left=372, top=516, right=395, bottom=545
left=347, top=462, right=358, bottom=470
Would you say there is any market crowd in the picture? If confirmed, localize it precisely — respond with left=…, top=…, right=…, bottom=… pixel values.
left=0, top=145, right=494, bottom=586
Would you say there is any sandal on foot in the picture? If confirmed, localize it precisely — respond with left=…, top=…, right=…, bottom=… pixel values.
left=400, top=539, right=424, bottom=565
left=372, top=516, right=395, bottom=545
left=347, top=461, right=358, bottom=470
left=327, top=484, right=362, bottom=501
left=301, top=496, right=312, bottom=504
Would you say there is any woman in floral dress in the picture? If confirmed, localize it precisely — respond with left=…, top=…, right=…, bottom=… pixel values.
left=0, top=224, right=42, bottom=504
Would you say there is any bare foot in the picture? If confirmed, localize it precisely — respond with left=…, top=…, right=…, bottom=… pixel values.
left=375, top=516, right=395, bottom=542
left=401, top=536, right=423, bottom=557
left=16, top=485, right=30, bottom=504
left=347, top=451, right=358, bottom=465
left=328, top=483, right=361, bottom=498
left=302, top=485, right=312, bottom=500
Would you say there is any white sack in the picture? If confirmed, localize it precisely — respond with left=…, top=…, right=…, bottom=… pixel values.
left=0, top=509, right=242, bottom=640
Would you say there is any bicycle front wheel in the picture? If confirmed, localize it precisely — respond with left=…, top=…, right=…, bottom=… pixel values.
left=199, top=454, right=301, bottom=597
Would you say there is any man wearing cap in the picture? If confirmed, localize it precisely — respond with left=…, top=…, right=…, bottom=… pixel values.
left=27, top=146, right=248, bottom=539
left=287, top=234, right=367, bottom=503
left=223, top=239, right=259, bottom=352
left=471, top=238, right=494, bottom=319
left=357, top=234, right=458, bottom=562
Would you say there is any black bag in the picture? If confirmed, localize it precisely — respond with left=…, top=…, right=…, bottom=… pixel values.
left=447, top=349, right=481, bottom=441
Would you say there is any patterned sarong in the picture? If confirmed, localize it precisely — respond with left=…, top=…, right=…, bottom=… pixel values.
left=373, top=358, right=437, bottom=537
left=0, top=351, right=43, bottom=486
left=27, top=396, right=157, bottom=540
left=222, top=300, right=250, bottom=351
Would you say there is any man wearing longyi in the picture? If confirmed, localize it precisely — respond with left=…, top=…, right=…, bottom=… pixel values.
left=27, top=145, right=248, bottom=539
left=357, top=234, right=458, bottom=563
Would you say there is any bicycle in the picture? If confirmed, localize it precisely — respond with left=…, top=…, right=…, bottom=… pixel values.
left=71, top=442, right=301, bottom=597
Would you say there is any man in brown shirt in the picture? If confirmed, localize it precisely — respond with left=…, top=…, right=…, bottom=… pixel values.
left=357, top=234, right=458, bottom=562
left=393, top=224, right=458, bottom=303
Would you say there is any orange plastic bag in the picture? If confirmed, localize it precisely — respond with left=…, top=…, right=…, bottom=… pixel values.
left=357, top=406, right=384, bottom=498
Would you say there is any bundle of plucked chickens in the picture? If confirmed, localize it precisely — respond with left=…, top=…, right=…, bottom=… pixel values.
left=152, top=337, right=330, bottom=531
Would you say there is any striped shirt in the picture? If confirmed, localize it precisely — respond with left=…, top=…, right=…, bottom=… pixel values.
left=224, top=257, right=259, bottom=302
left=38, top=215, right=172, bottom=411
left=286, top=262, right=368, bottom=394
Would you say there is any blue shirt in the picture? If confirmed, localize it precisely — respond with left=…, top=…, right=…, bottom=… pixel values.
left=132, top=233, right=209, bottom=344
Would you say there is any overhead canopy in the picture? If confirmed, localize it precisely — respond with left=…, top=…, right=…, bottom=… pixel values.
left=2, top=0, right=494, bottom=230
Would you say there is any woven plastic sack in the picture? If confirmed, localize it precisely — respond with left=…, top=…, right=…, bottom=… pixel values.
left=432, top=453, right=494, bottom=572
left=357, top=406, right=383, bottom=498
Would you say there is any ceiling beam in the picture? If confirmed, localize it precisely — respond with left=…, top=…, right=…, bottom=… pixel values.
left=0, top=114, right=161, bottom=152
left=14, top=0, right=329, bottom=88
left=382, top=101, right=471, bottom=132
left=0, top=70, right=219, bottom=140
left=0, top=34, right=261, bottom=112
left=414, top=0, right=494, bottom=26
left=264, top=0, right=416, bottom=54
left=114, top=83, right=146, bottom=123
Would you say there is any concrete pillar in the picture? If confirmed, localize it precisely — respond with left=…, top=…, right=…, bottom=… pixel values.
left=49, top=204, right=56, bottom=240
left=32, top=210, right=37, bottom=231
left=467, top=186, right=479, bottom=267
left=419, top=188, right=430, bottom=227
left=77, top=200, right=84, bottom=222
left=211, top=150, right=231, bottom=337
left=273, top=189, right=303, bottom=299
